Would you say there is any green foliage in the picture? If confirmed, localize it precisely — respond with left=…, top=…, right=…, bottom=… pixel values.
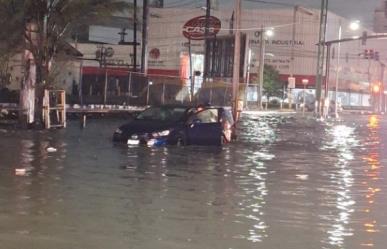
left=0, top=0, right=131, bottom=83
left=263, top=64, right=282, bottom=98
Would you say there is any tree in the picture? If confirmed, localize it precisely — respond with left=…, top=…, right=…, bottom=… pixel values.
left=263, top=64, right=282, bottom=102
left=0, top=0, right=131, bottom=127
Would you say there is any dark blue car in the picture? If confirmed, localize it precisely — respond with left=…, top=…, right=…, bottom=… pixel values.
left=112, top=105, right=235, bottom=146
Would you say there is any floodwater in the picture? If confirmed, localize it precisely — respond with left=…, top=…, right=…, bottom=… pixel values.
left=0, top=113, right=387, bottom=249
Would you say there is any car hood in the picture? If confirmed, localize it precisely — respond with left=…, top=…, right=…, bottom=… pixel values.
left=119, top=119, right=179, bottom=135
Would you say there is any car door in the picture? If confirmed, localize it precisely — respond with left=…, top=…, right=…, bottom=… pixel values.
left=186, top=108, right=222, bottom=145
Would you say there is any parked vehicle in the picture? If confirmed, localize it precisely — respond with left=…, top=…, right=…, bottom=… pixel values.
left=112, top=105, right=235, bottom=146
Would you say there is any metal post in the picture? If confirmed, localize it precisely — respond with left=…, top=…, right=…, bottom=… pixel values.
left=324, top=44, right=331, bottom=99
left=204, top=0, right=211, bottom=81
left=188, top=38, right=194, bottom=101
left=303, top=84, right=306, bottom=116
left=79, top=60, right=83, bottom=106
left=315, top=0, right=328, bottom=115
left=289, top=6, right=297, bottom=110
left=146, top=82, right=150, bottom=105
left=232, top=0, right=241, bottom=121
left=224, top=86, right=228, bottom=106
left=141, top=0, right=149, bottom=74
left=334, top=22, right=342, bottom=118
left=162, top=83, right=165, bottom=105
left=245, top=48, right=252, bottom=110
left=258, top=28, right=265, bottom=110
left=133, top=0, right=138, bottom=72
left=378, top=63, right=385, bottom=112
left=104, top=68, right=108, bottom=105
left=128, top=72, right=132, bottom=105
left=209, top=81, right=213, bottom=104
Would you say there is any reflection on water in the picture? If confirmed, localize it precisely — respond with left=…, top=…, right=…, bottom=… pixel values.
left=321, top=124, right=357, bottom=248
left=360, top=115, right=382, bottom=247
left=1, top=114, right=387, bottom=248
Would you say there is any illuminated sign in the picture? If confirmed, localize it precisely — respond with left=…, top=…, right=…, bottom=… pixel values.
left=182, top=16, right=221, bottom=40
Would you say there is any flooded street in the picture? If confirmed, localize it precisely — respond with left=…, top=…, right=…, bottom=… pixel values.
left=1, top=113, right=387, bottom=249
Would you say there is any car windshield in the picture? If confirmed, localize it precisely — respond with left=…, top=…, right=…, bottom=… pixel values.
left=136, top=107, right=187, bottom=121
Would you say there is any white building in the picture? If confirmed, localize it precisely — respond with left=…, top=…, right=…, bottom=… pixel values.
left=374, top=0, right=387, bottom=32
left=145, top=7, right=384, bottom=106
left=4, top=7, right=386, bottom=107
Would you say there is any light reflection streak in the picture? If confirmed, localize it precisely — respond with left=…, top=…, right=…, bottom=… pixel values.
left=321, top=125, right=357, bottom=248
left=234, top=114, right=281, bottom=243
left=235, top=151, right=269, bottom=243
left=360, top=115, right=382, bottom=246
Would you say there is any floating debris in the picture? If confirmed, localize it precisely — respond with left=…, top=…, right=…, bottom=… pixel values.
left=46, top=147, right=57, bottom=153
left=15, top=168, right=27, bottom=176
left=296, top=174, right=309, bottom=180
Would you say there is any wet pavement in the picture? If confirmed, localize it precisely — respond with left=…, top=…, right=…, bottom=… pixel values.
left=1, top=113, right=387, bottom=249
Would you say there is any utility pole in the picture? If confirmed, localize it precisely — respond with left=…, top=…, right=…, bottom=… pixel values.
left=324, top=44, right=331, bottom=100
left=133, top=0, right=138, bottom=72
left=204, top=0, right=211, bottom=81
left=315, top=0, right=328, bottom=115
left=141, top=0, right=149, bottom=74
left=232, top=0, right=241, bottom=121
left=334, top=21, right=342, bottom=118
left=258, top=27, right=265, bottom=110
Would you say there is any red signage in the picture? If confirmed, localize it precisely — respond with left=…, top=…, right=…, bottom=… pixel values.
left=182, top=16, right=221, bottom=40
left=149, top=48, right=160, bottom=59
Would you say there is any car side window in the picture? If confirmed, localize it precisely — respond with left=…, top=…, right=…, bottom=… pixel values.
left=188, top=109, right=219, bottom=124
left=222, top=109, right=234, bottom=124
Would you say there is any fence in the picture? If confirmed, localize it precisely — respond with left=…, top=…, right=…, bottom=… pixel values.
left=68, top=68, right=245, bottom=107
left=0, top=66, right=248, bottom=108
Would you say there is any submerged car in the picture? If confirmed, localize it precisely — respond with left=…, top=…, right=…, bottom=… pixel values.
left=113, top=105, right=235, bottom=146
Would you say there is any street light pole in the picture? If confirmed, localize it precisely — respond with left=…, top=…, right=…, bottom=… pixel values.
left=141, top=0, right=149, bottom=74
left=232, top=0, right=241, bottom=121
left=333, top=20, right=360, bottom=118
left=316, top=0, right=328, bottom=115
left=133, top=0, right=137, bottom=72
left=334, top=21, right=342, bottom=119
left=258, top=27, right=265, bottom=110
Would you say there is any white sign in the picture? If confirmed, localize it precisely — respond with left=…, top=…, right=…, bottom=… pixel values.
left=288, top=77, right=295, bottom=89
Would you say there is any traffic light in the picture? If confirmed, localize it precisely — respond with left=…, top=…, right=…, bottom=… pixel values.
left=373, top=84, right=380, bottom=93
left=375, top=51, right=380, bottom=61
left=371, top=82, right=381, bottom=94
left=364, top=49, right=377, bottom=60
left=370, top=49, right=375, bottom=59
left=364, top=49, right=370, bottom=59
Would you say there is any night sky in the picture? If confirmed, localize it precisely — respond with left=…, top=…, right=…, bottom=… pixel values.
left=162, top=0, right=380, bottom=29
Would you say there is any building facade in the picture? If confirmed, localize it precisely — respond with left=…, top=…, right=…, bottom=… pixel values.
left=374, top=0, right=387, bottom=32
left=4, top=7, right=386, bottom=108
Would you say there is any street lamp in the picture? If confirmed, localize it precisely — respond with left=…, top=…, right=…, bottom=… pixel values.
left=265, top=28, right=274, bottom=38
left=258, top=27, right=274, bottom=109
left=349, top=20, right=360, bottom=31
left=334, top=20, right=361, bottom=119
left=302, top=79, right=309, bottom=115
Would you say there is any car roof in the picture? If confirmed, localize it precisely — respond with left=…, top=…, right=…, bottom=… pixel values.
left=150, top=104, right=193, bottom=109
left=150, top=104, right=232, bottom=109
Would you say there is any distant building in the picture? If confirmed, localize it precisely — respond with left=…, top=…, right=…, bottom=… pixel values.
left=374, top=0, right=387, bottom=32
left=3, top=6, right=387, bottom=108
